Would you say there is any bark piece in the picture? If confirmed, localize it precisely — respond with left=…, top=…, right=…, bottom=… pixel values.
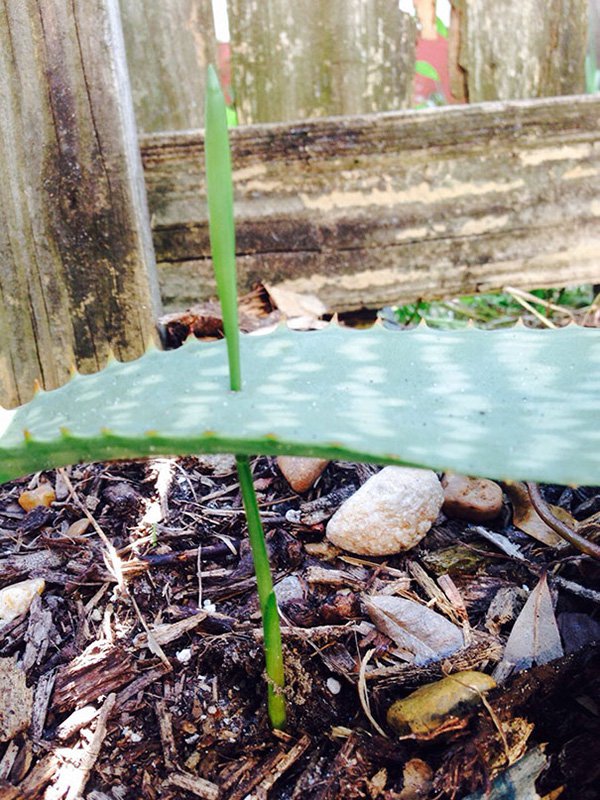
left=0, top=552, right=64, bottom=585
left=52, top=641, right=137, bottom=712
left=0, top=659, right=33, bottom=741
left=165, top=772, right=219, bottom=799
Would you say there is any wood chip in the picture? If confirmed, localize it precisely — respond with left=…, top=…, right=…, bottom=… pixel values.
left=0, top=658, right=33, bottom=741
left=165, top=771, right=219, bottom=799
left=63, top=693, right=116, bottom=800
left=30, top=669, right=56, bottom=741
left=133, top=611, right=207, bottom=649
left=52, top=641, right=136, bottom=713
left=366, top=632, right=502, bottom=688
left=304, top=565, right=368, bottom=590
left=155, top=697, right=177, bottom=770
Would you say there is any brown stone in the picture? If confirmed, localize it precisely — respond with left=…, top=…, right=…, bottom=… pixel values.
left=442, top=473, right=503, bottom=522
left=277, top=456, right=328, bottom=493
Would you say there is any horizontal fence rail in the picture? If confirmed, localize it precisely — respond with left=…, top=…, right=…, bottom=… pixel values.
left=141, top=94, right=600, bottom=312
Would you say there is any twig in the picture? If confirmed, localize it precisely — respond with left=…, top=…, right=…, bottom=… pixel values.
left=58, top=468, right=125, bottom=591
left=165, top=771, right=219, bottom=799
left=504, top=286, right=575, bottom=319
left=358, top=648, right=388, bottom=737
left=155, top=696, right=177, bottom=770
left=503, top=288, right=557, bottom=328
left=526, top=483, right=600, bottom=560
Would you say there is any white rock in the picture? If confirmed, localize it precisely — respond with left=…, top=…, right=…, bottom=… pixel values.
left=327, top=677, right=342, bottom=695
left=0, top=578, right=45, bottom=623
left=176, top=648, right=192, bottom=664
left=325, top=467, right=443, bottom=555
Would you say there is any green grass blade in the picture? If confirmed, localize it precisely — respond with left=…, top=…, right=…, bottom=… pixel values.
left=236, top=455, right=286, bottom=728
left=204, top=64, right=241, bottom=391
left=235, top=455, right=274, bottom=613
left=264, top=591, right=287, bottom=730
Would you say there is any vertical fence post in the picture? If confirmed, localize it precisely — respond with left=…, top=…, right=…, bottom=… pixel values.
left=119, top=0, right=215, bottom=133
left=451, top=0, right=588, bottom=101
left=0, top=0, right=161, bottom=408
left=228, top=0, right=417, bottom=124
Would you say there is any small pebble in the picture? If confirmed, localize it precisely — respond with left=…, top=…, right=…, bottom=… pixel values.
left=274, top=575, right=305, bottom=606
left=18, top=484, right=55, bottom=511
left=65, top=518, right=91, bottom=537
left=442, top=473, right=503, bottom=522
left=277, top=456, right=328, bottom=493
left=0, top=578, right=45, bottom=623
left=326, top=467, right=443, bottom=556
left=327, top=677, right=342, bottom=695
left=386, top=670, right=496, bottom=736
left=176, top=648, right=192, bottom=664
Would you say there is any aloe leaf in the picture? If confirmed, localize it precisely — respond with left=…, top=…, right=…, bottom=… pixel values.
left=0, top=325, right=598, bottom=486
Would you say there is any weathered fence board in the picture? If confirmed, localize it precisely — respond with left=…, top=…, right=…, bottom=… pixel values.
left=0, top=0, right=161, bottom=408
left=119, top=0, right=215, bottom=133
left=228, top=0, right=416, bottom=124
left=142, top=94, right=600, bottom=313
left=451, top=0, right=588, bottom=102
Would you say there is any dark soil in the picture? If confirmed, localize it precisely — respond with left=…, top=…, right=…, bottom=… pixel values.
left=1, top=456, right=599, bottom=800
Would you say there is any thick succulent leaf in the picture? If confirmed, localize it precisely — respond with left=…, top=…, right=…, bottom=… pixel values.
left=0, top=325, right=598, bottom=486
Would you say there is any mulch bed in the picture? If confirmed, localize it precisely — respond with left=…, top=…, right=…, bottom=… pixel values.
left=1, top=455, right=599, bottom=799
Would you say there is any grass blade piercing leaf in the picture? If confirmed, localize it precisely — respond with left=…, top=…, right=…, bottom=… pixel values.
left=205, top=64, right=241, bottom=391
left=205, top=66, right=285, bottom=729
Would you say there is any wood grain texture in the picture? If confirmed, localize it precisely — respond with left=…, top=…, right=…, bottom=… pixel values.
left=228, top=0, right=416, bottom=124
left=119, top=0, right=215, bottom=133
left=141, top=94, right=600, bottom=313
left=0, top=0, right=161, bottom=408
left=452, top=0, right=588, bottom=101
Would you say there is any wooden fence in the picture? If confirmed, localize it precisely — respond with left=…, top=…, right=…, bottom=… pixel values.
left=0, top=0, right=596, bottom=407
left=144, top=94, right=600, bottom=312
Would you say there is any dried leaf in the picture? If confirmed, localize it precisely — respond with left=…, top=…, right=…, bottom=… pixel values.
left=496, top=575, right=563, bottom=679
left=264, top=282, right=326, bottom=320
left=364, top=595, right=464, bottom=665
left=505, top=482, right=564, bottom=547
